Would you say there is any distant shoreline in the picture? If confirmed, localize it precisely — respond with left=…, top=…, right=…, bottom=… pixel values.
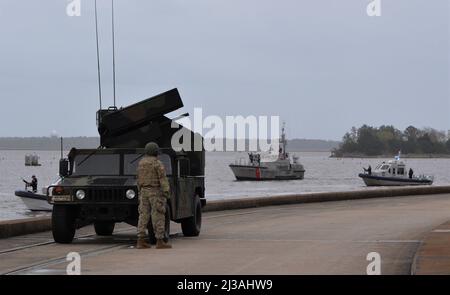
left=0, top=137, right=340, bottom=152
left=0, top=149, right=333, bottom=153
left=330, top=153, right=450, bottom=159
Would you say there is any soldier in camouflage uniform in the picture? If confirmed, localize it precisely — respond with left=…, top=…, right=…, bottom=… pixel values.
left=136, top=142, right=172, bottom=249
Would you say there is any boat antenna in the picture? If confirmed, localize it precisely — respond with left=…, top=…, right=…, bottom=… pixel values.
left=111, top=0, right=117, bottom=107
left=282, top=122, right=287, bottom=159
left=94, top=0, right=102, bottom=110
left=60, top=137, right=63, bottom=159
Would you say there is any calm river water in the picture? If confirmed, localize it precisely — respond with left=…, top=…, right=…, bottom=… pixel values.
left=1, top=150, right=449, bottom=221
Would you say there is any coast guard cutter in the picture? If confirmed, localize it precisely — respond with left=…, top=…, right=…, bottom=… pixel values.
left=229, top=124, right=305, bottom=181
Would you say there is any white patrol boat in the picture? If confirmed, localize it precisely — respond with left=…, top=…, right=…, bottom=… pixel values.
left=229, top=124, right=305, bottom=181
left=358, top=154, right=433, bottom=186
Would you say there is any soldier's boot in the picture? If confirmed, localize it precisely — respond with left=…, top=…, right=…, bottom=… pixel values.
left=136, top=238, right=151, bottom=249
left=156, top=239, right=172, bottom=249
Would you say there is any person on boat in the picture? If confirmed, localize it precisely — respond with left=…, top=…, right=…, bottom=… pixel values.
left=249, top=153, right=254, bottom=165
left=409, top=168, right=414, bottom=179
left=363, top=165, right=372, bottom=175
left=23, top=175, right=38, bottom=193
left=256, top=154, right=261, bottom=166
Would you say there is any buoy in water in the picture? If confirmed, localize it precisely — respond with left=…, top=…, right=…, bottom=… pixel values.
left=25, top=154, right=41, bottom=166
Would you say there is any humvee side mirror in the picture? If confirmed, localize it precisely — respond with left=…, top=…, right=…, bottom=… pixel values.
left=178, top=158, right=190, bottom=177
left=59, top=159, right=69, bottom=177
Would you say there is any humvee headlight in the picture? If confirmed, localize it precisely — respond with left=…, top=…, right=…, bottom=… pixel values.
left=126, top=189, right=136, bottom=200
left=75, top=190, right=86, bottom=200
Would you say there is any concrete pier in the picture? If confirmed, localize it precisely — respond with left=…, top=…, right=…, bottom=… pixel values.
left=1, top=192, right=450, bottom=275
left=412, top=220, right=450, bottom=275
left=3, top=185, right=450, bottom=239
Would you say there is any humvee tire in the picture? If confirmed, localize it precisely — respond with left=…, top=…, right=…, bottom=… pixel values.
left=181, top=195, right=202, bottom=237
left=147, top=203, right=171, bottom=244
left=52, top=205, right=76, bottom=244
left=94, top=221, right=115, bottom=236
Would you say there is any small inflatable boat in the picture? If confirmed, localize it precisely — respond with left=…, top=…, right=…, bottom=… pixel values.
left=15, top=190, right=52, bottom=211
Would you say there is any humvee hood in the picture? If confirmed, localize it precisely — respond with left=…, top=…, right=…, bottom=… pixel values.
left=60, top=176, right=137, bottom=187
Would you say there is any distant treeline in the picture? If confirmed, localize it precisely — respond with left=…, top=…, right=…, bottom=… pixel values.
left=0, top=137, right=339, bottom=152
left=332, top=125, right=450, bottom=157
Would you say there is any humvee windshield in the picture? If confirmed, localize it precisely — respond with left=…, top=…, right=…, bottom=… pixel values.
left=73, top=154, right=120, bottom=176
left=72, top=152, right=172, bottom=176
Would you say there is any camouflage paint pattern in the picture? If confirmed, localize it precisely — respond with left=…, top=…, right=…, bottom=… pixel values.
left=137, top=188, right=166, bottom=239
left=137, top=155, right=170, bottom=198
left=136, top=155, right=170, bottom=239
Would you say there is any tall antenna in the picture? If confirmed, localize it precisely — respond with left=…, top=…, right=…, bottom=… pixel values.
left=94, top=0, right=102, bottom=110
left=60, top=137, right=63, bottom=159
left=111, top=0, right=117, bottom=107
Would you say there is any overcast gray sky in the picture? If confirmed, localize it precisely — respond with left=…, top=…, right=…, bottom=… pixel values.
left=0, top=0, right=448, bottom=140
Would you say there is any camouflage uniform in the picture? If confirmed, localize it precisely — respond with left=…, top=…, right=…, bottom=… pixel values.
left=137, top=155, right=170, bottom=240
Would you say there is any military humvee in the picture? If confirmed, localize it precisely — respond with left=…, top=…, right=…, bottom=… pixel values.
left=47, top=89, right=205, bottom=244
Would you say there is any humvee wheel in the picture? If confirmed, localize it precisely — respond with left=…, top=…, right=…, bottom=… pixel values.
left=52, top=205, right=76, bottom=244
left=94, top=221, right=115, bottom=236
left=147, top=203, right=171, bottom=244
left=181, top=195, right=202, bottom=237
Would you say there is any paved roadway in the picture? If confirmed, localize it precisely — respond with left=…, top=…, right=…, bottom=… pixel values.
left=1, top=193, right=450, bottom=275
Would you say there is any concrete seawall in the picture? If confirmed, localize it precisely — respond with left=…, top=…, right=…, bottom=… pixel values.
left=203, top=185, right=450, bottom=212
left=0, top=216, right=51, bottom=239
left=1, top=185, right=450, bottom=239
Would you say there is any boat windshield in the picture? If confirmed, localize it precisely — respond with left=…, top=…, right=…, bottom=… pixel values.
left=380, top=164, right=390, bottom=170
